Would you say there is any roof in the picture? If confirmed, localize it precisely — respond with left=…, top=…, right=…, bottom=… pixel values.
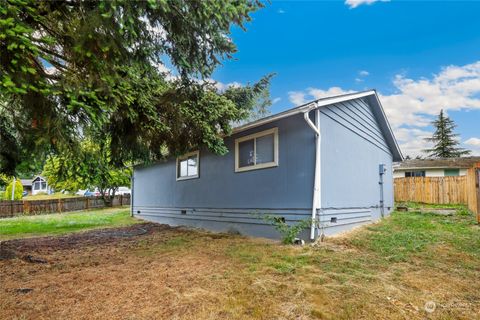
left=394, top=157, right=480, bottom=170
left=20, top=179, right=32, bottom=186
left=20, top=175, right=46, bottom=186
left=233, top=89, right=403, bottom=162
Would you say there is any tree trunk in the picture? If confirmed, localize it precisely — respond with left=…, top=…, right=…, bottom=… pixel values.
left=99, top=189, right=114, bottom=207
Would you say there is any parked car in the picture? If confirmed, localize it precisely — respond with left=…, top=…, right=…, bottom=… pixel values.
left=80, top=189, right=101, bottom=197
left=116, top=187, right=131, bottom=195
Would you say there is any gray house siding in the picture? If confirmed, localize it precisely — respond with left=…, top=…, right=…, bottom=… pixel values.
left=132, top=95, right=397, bottom=240
left=133, top=113, right=316, bottom=239
left=319, top=98, right=394, bottom=235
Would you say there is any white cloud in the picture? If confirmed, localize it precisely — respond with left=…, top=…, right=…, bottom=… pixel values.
left=345, top=0, right=390, bottom=9
left=288, top=91, right=309, bottom=105
left=272, top=97, right=281, bottom=104
left=380, top=61, right=480, bottom=129
left=465, top=137, right=480, bottom=155
left=288, top=87, right=356, bottom=106
left=465, top=137, right=480, bottom=146
left=359, top=70, right=370, bottom=77
left=213, top=81, right=242, bottom=92
left=277, top=9, right=285, bottom=14
left=288, top=61, right=480, bottom=157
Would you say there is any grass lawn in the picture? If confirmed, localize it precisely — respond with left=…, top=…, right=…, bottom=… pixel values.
left=0, top=207, right=139, bottom=240
left=0, top=206, right=479, bottom=319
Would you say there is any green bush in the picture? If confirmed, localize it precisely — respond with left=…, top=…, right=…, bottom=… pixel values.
left=260, top=214, right=311, bottom=244
left=3, top=179, right=23, bottom=200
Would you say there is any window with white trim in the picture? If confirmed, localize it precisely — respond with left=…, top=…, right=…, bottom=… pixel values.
left=176, top=151, right=199, bottom=180
left=235, top=127, right=278, bottom=172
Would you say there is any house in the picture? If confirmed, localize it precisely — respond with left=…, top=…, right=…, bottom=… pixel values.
left=132, top=90, right=403, bottom=241
left=393, top=157, right=480, bottom=178
left=20, top=179, right=33, bottom=195
left=29, top=176, right=51, bottom=195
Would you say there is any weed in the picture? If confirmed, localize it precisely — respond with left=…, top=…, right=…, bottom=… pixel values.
left=254, top=213, right=311, bottom=244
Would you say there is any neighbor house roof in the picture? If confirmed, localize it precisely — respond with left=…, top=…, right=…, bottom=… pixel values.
left=394, top=157, right=480, bottom=170
left=233, top=89, right=403, bottom=162
left=20, top=179, right=32, bottom=187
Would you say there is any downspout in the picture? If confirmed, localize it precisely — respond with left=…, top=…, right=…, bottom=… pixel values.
left=130, top=172, right=134, bottom=217
left=303, top=107, right=321, bottom=240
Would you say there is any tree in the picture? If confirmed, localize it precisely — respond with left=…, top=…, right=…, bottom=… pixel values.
left=3, top=178, right=23, bottom=200
left=424, top=110, right=471, bottom=158
left=0, top=0, right=271, bottom=175
left=43, top=140, right=131, bottom=206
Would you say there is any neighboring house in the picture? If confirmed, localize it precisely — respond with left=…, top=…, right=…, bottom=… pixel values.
left=20, top=179, right=33, bottom=195
left=30, top=176, right=51, bottom=195
left=393, top=157, right=480, bottom=178
left=132, top=90, right=403, bottom=241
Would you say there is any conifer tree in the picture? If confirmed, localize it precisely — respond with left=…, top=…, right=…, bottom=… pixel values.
left=424, top=110, right=471, bottom=158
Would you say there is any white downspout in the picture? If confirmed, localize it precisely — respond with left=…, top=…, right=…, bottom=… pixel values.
left=303, top=107, right=321, bottom=240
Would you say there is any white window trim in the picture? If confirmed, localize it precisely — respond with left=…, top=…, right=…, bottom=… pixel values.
left=176, top=150, right=200, bottom=181
left=235, top=127, right=279, bottom=173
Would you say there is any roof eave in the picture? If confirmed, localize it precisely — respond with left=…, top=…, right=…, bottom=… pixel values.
left=232, top=90, right=377, bottom=134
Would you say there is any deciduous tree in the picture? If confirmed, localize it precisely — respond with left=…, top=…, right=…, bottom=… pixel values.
left=43, top=140, right=131, bottom=206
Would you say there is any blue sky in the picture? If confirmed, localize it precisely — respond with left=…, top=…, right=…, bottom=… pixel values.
left=211, top=0, right=480, bottom=157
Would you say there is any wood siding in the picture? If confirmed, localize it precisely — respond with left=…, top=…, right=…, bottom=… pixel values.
left=320, top=97, right=394, bottom=235
left=133, top=97, right=396, bottom=239
left=321, top=98, right=391, bottom=155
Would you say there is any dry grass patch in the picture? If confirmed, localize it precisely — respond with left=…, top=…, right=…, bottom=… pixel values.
left=1, top=210, right=479, bottom=319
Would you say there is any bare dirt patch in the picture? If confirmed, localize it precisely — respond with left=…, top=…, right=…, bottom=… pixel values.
left=1, top=219, right=479, bottom=320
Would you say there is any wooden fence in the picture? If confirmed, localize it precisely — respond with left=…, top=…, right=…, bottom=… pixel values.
left=0, top=194, right=130, bottom=218
left=466, top=166, right=480, bottom=222
left=394, top=176, right=468, bottom=204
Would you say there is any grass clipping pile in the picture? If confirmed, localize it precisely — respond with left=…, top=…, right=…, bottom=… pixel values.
left=1, top=210, right=479, bottom=319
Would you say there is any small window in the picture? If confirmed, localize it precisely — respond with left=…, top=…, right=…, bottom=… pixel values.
left=444, top=169, right=460, bottom=177
left=176, top=151, right=199, bottom=180
left=235, top=128, right=278, bottom=172
left=405, top=171, right=425, bottom=177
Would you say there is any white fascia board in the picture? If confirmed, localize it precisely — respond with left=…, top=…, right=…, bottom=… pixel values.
left=369, top=92, right=404, bottom=161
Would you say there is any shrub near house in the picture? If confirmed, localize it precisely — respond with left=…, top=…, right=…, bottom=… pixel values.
left=3, top=179, right=22, bottom=200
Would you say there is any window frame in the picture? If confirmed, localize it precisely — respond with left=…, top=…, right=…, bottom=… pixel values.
left=176, top=150, right=200, bottom=181
left=444, top=169, right=460, bottom=177
left=405, top=170, right=426, bottom=177
left=234, top=127, right=279, bottom=173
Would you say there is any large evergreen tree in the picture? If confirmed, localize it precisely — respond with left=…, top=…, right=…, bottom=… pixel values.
left=424, top=110, right=471, bottom=158
left=0, top=0, right=271, bottom=176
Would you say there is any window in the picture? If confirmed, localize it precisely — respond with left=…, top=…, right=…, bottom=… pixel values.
left=405, top=171, right=425, bottom=177
left=235, top=127, right=278, bottom=172
left=444, top=169, right=460, bottom=176
left=33, top=178, right=47, bottom=190
left=176, top=151, right=199, bottom=180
